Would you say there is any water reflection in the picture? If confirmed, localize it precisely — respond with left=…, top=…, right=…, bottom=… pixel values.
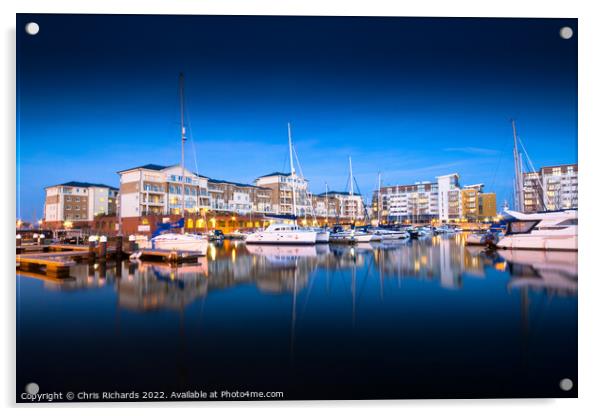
left=27, top=235, right=577, bottom=303
left=17, top=234, right=578, bottom=399
left=498, top=250, right=578, bottom=295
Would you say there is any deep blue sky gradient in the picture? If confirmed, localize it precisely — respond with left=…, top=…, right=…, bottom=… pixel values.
left=16, top=14, right=577, bottom=221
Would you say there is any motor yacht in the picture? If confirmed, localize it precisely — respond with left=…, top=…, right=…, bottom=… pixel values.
left=496, top=209, right=577, bottom=251
left=245, top=223, right=317, bottom=245
left=151, top=233, right=209, bottom=254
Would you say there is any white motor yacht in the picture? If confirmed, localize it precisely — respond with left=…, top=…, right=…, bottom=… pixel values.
left=245, top=223, right=317, bottom=245
left=151, top=233, right=209, bottom=255
left=496, top=209, right=577, bottom=251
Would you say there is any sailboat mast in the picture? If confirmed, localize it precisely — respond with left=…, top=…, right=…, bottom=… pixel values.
left=511, top=119, right=524, bottom=212
left=179, top=73, right=186, bottom=230
left=348, top=156, right=354, bottom=221
left=325, top=182, right=329, bottom=225
left=288, top=122, right=297, bottom=217
left=377, top=172, right=381, bottom=226
left=349, top=156, right=354, bottom=196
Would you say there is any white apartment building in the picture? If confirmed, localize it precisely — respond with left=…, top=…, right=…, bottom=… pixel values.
left=377, top=181, right=440, bottom=222
left=523, top=163, right=578, bottom=212
left=44, top=181, right=119, bottom=224
left=436, top=174, right=462, bottom=222
left=374, top=173, right=494, bottom=223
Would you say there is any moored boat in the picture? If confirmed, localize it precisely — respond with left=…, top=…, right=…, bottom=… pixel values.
left=496, top=209, right=577, bottom=251
left=151, top=233, right=209, bottom=254
left=245, top=223, right=317, bottom=245
left=313, top=228, right=331, bottom=243
left=466, top=230, right=500, bottom=247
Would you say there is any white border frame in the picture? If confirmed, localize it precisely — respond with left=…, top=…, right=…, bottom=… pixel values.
left=3, top=1, right=601, bottom=414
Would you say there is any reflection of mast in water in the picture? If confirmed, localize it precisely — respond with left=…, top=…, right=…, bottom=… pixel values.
left=520, top=287, right=530, bottom=339
left=290, top=258, right=298, bottom=363
left=351, top=248, right=356, bottom=327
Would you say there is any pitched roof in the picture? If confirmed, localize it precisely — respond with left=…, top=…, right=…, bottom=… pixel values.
left=117, top=163, right=168, bottom=173
left=49, top=181, right=119, bottom=191
left=314, top=191, right=362, bottom=197
left=255, top=171, right=291, bottom=179
left=208, top=178, right=270, bottom=190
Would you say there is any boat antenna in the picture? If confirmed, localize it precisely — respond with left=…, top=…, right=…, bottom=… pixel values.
left=179, top=73, right=186, bottom=232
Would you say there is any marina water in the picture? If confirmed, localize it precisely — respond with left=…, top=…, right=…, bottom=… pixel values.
left=17, top=234, right=577, bottom=400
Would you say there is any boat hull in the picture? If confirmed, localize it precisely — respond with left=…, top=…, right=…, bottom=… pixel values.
left=497, top=234, right=577, bottom=251
left=151, top=234, right=209, bottom=255
left=354, top=233, right=375, bottom=243
left=315, top=231, right=330, bottom=243
left=245, top=231, right=317, bottom=245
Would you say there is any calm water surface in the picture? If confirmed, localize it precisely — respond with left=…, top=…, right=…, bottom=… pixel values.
left=17, top=234, right=577, bottom=400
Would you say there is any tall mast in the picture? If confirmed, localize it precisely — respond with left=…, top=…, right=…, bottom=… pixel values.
left=377, top=172, right=381, bottom=225
left=179, top=73, right=186, bottom=231
left=325, top=182, right=329, bottom=225
left=349, top=156, right=354, bottom=196
left=348, top=156, right=354, bottom=221
left=511, top=119, right=524, bottom=212
left=288, top=122, right=297, bottom=217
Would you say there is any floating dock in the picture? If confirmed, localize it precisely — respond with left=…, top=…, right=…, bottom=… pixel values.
left=16, top=252, right=77, bottom=278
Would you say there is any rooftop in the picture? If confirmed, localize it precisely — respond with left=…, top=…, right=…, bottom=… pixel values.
left=315, top=191, right=362, bottom=197
left=47, top=181, right=119, bottom=191
left=208, top=178, right=270, bottom=190
left=255, top=171, right=292, bottom=179
left=117, top=163, right=169, bottom=173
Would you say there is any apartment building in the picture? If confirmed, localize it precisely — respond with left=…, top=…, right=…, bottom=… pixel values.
left=207, top=179, right=273, bottom=214
left=373, top=173, right=497, bottom=223
left=522, top=163, right=578, bottom=212
left=254, top=172, right=312, bottom=216
left=44, top=181, right=119, bottom=227
left=436, top=174, right=462, bottom=222
left=461, top=184, right=497, bottom=221
left=311, top=193, right=341, bottom=219
left=312, top=191, right=366, bottom=222
left=118, top=164, right=211, bottom=218
left=375, top=181, right=439, bottom=222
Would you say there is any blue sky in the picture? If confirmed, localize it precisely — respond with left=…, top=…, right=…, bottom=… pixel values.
left=17, top=15, right=577, bottom=221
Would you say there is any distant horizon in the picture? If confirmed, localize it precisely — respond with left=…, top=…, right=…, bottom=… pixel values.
left=17, top=14, right=577, bottom=221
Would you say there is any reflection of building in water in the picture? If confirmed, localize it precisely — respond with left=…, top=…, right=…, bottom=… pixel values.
left=118, top=261, right=209, bottom=311
left=367, top=235, right=483, bottom=289
left=206, top=241, right=318, bottom=294
left=498, top=250, right=577, bottom=296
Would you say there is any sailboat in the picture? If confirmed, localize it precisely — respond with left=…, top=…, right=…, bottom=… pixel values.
left=495, top=120, right=577, bottom=251
left=287, top=124, right=330, bottom=243
left=150, top=73, right=208, bottom=255
left=246, top=123, right=318, bottom=245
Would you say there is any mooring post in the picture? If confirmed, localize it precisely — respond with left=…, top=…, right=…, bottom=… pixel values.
left=98, top=236, right=107, bottom=259
left=115, top=235, right=123, bottom=256
left=88, top=236, right=97, bottom=261
left=128, top=235, right=137, bottom=253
